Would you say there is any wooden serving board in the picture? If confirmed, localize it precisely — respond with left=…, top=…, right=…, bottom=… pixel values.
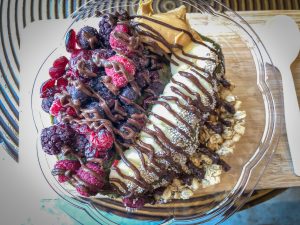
left=239, top=11, right=300, bottom=190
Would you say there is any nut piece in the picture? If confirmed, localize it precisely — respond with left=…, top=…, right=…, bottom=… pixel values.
left=201, top=154, right=213, bottom=165
left=217, top=146, right=233, bottom=156
left=181, top=188, right=194, bottom=199
left=191, top=154, right=201, bottom=167
left=209, top=134, right=223, bottom=145
left=225, top=95, right=236, bottom=102
left=234, top=111, right=246, bottom=120
left=234, top=123, right=245, bottom=135
left=162, top=187, right=172, bottom=201
left=202, top=164, right=222, bottom=188
left=190, top=178, right=201, bottom=191
left=222, top=127, right=233, bottom=140
left=232, top=134, right=241, bottom=142
left=234, top=100, right=242, bottom=110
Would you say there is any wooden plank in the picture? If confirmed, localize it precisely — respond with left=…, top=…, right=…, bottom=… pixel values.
left=240, top=11, right=300, bottom=189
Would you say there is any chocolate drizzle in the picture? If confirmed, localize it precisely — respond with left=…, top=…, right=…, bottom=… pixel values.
left=49, top=9, right=235, bottom=201
left=109, top=12, right=233, bottom=199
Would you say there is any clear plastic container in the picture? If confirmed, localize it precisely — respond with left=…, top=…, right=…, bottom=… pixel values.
left=31, top=0, right=283, bottom=224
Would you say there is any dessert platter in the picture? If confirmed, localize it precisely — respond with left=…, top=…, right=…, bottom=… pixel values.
left=32, top=0, right=282, bottom=223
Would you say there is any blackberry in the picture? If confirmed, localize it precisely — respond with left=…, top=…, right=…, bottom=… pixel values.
left=85, top=101, right=105, bottom=119
left=149, top=71, right=160, bottom=80
left=41, top=96, right=54, bottom=113
left=99, top=13, right=117, bottom=48
left=120, top=86, right=138, bottom=102
left=132, top=54, right=150, bottom=70
left=41, top=124, right=75, bottom=155
left=77, top=26, right=102, bottom=50
left=135, top=70, right=150, bottom=88
left=147, top=81, right=164, bottom=97
left=89, top=77, right=116, bottom=107
left=67, top=85, right=89, bottom=104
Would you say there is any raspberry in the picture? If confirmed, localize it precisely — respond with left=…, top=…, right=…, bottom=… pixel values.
left=105, top=55, right=136, bottom=88
left=109, top=25, right=132, bottom=55
left=66, top=106, right=77, bottom=117
left=122, top=197, right=145, bottom=209
left=89, top=129, right=114, bottom=151
left=49, top=99, right=63, bottom=116
left=66, top=29, right=77, bottom=53
left=111, top=73, right=128, bottom=88
left=40, top=79, right=58, bottom=98
left=76, top=162, right=105, bottom=195
left=53, top=56, right=69, bottom=68
left=76, top=185, right=93, bottom=197
left=52, top=160, right=80, bottom=183
left=41, top=124, right=75, bottom=155
left=76, top=26, right=101, bottom=50
left=99, top=14, right=117, bottom=48
left=49, top=66, right=65, bottom=79
left=41, top=96, right=54, bottom=113
left=56, top=77, right=68, bottom=91
left=114, top=24, right=129, bottom=33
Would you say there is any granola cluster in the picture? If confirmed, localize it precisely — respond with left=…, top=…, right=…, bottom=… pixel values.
left=156, top=87, right=246, bottom=202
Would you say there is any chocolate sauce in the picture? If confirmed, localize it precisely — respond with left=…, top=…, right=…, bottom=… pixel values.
left=52, top=10, right=234, bottom=200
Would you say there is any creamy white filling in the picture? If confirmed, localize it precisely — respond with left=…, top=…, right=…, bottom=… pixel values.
left=109, top=40, right=222, bottom=194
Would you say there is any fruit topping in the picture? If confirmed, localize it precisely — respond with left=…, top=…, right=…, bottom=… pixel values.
left=77, top=26, right=102, bottom=50
left=41, top=124, right=75, bottom=155
left=52, top=159, right=81, bottom=183
left=89, top=129, right=114, bottom=152
left=105, top=55, right=136, bottom=88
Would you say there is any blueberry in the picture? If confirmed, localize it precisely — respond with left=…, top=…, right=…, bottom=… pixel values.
left=120, top=86, right=138, bottom=102
left=89, top=77, right=116, bottom=107
left=41, top=96, right=54, bottom=113
left=74, top=134, right=89, bottom=156
left=53, top=117, right=59, bottom=125
left=124, top=105, right=141, bottom=116
left=67, top=85, right=89, bottom=104
left=85, top=101, right=105, bottom=119
left=77, top=26, right=102, bottom=50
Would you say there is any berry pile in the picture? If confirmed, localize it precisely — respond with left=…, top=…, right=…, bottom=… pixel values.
left=40, top=10, right=168, bottom=207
